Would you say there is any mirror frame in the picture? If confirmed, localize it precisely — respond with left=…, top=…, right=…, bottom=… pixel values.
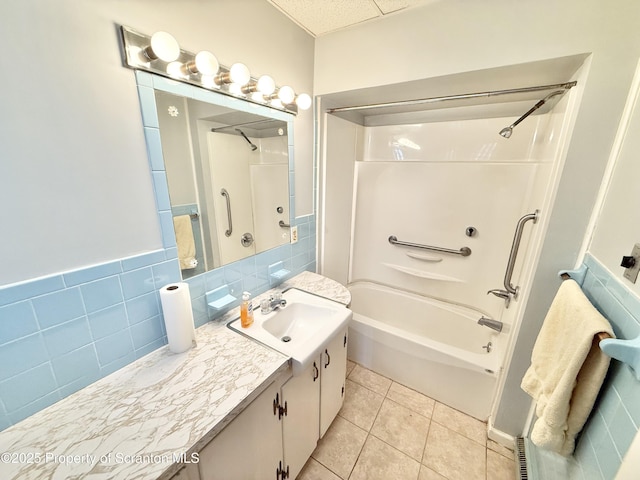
left=135, top=71, right=296, bottom=284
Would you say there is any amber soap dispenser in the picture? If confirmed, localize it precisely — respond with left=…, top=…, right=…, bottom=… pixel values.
left=240, top=291, right=254, bottom=328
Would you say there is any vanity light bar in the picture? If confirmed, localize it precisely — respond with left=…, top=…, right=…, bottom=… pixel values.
left=119, top=26, right=310, bottom=115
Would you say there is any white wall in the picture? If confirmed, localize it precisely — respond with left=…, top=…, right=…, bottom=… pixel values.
left=315, top=0, right=640, bottom=435
left=318, top=114, right=361, bottom=285
left=0, top=0, right=314, bottom=286
left=589, top=67, right=640, bottom=297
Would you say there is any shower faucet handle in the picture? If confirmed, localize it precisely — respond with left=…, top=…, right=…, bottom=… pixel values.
left=487, top=288, right=511, bottom=307
left=487, top=288, right=509, bottom=298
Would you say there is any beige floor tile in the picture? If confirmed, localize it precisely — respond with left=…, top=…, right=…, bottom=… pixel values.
left=487, top=449, right=516, bottom=480
left=387, top=382, right=435, bottom=418
left=346, top=360, right=356, bottom=377
left=338, top=379, right=384, bottom=431
left=312, top=416, right=367, bottom=480
left=348, top=364, right=392, bottom=396
left=487, top=439, right=515, bottom=459
left=423, top=422, right=486, bottom=480
left=418, top=465, right=447, bottom=480
left=370, top=398, right=430, bottom=461
left=297, top=457, right=342, bottom=480
left=349, top=435, right=421, bottom=480
left=432, top=402, right=487, bottom=445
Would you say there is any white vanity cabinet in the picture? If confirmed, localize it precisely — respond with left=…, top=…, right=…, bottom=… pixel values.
left=170, top=462, right=200, bottom=480
left=281, top=358, right=321, bottom=479
left=197, top=377, right=285, bottom=480
left=320, top=328, right=348, bottom=437
left=194, top=329, right=348, bottom=480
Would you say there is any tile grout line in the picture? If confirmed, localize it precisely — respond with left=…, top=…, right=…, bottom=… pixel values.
left=340, top=363, right=514, bottom=480
left=349, top=365, right=430, bottom=479
left=310, top=456, right=347, bottom=480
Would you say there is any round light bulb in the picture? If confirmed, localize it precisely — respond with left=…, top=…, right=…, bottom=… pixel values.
left=277, top=86, right=295, bottom=104
left=166, top=61, right=185, bottom=78
left=229, top=63, right=250, bottom=86
left=295, top=93, right=312, bottom=110
left=195, top=51, right=219, bottom=76
left=251, top=92, right=266, bottom=103
left=256, top=75, right=276, bottom=95
left=202, top=76, right=218, bottom=89
left=228, top=83, right=244, bottom=95
left=150, top=31, right=180, bottom=62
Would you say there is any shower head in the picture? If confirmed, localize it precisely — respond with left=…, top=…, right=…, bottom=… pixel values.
left=499, top=89, right=567, bottom=139
left=236, top=128, right=258, bottom=151
left=499, top=127, right=513, bottom=138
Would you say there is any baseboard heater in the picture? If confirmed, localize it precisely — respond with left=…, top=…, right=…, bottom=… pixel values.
left=515, top=437, right=529, bottom=480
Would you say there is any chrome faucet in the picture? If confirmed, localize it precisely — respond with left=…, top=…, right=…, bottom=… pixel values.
left=487, top=288, right=511, bottom=307
left=478, top=316, right=503, bottom=332
left=260, top=293, right=287, bottom=314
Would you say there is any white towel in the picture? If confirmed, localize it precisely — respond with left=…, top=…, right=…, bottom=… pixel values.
left=173, top=215, right=197, bottom=270
left=521, top=279, right=613, bottom=456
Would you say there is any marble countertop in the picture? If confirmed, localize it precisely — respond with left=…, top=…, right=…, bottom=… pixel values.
left=0, top=271, right=350, bottom=480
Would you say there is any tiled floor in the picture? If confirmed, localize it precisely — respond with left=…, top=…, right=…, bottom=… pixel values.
left=298, top=362, right=515, bottom=480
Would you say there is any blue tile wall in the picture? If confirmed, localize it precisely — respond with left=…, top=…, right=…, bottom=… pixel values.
left=569, top=254, right=640, bottom=479
left=0, top=73, right=316, bottom=430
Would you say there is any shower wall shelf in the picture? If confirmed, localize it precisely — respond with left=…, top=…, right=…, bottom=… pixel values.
left=383, top=263, right=463, bottom=282
left=404, top=252, right=443, bottom=262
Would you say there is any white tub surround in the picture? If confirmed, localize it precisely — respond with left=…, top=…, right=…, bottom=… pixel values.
left=0, top=272, right=349, bottom=480
left=347, top=281, right=501, bottom=420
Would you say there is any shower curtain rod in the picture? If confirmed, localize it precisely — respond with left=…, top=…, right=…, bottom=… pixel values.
left=326, top=81, right=577, bottom=114
left=210, top=119, right=278, bottom=132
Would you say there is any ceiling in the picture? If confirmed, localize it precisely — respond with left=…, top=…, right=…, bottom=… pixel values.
left=266, top=0, right=437, bottom=37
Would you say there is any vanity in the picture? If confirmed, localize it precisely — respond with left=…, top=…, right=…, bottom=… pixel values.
left=0, top=272, right=351, bottom=480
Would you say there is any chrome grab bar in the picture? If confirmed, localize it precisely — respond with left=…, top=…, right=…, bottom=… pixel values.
left=489, top=210, right=538, bottom=304
left=503, top=210, right=538, bottom=296
left=388, top=236, right=471, bottom=257
left=220, top=188, right=232, bottom=237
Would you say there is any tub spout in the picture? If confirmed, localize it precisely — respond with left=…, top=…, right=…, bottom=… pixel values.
left=478, top=316, right=503, bottom=332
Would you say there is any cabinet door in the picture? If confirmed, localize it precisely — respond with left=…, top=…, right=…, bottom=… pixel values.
left=170, top=463, right=200, bottom=480
left=281, top=357, right=321, bottom=480
left=320, top=329, right=348, bottom=437
left=198, top=379, right=284, bottom=480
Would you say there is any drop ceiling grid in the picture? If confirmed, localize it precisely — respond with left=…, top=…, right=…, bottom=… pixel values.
left=268, top=0, right=428, bottom=37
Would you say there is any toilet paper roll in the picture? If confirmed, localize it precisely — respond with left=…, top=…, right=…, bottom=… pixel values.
left=159, top=282, right=196, bottom=354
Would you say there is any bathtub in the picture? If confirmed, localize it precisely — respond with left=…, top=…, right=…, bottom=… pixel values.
left=347, top=281, right=502, bottom=420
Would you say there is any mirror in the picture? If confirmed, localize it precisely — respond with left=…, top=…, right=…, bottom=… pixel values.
left=154, top=90, right=292, bottom=278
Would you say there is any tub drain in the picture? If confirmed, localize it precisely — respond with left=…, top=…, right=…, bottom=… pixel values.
left=281, top=336, right=291, bottom=343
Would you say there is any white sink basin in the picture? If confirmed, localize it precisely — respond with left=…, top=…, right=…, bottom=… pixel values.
left=228, top=288, right=352, bottom=375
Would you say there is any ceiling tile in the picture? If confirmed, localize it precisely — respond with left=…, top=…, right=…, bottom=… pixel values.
left=372, top=0, right=410, bottom=14
left=270, top=0, right=382, bottom=36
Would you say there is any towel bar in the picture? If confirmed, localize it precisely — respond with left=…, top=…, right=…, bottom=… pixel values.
left=596, top=332, right=613, bottom=344
left=600, top=336, right=640, bottom=380
left=559, top=271, right=613, bottom=346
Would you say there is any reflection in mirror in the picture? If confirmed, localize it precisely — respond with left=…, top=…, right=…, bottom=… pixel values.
left=155, top=91, right=291, bottom=278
